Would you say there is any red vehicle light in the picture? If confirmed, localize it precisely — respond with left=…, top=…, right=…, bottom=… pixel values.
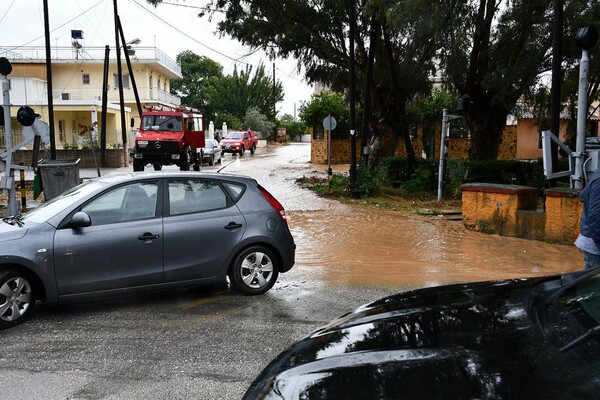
left=258, top=185, right=287, bottom=223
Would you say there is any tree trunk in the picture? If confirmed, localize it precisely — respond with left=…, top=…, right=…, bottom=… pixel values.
left=368, top=120, right=398, bottom=169
left=467, top=107, right=508, bottom=160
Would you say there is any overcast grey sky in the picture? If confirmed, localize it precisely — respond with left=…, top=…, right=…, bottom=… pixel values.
left=0, top=0, right=313, bottom=118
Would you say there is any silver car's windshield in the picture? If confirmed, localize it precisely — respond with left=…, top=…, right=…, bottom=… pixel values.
left=22, top=180, right=104, bottom=223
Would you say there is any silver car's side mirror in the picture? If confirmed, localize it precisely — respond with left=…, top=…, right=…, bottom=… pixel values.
left=69, top=211, right=92, bottom=228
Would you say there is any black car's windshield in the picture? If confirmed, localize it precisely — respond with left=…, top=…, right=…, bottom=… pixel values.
left=22, top=180, right=104, bottom=224
left=546, top=270, right=600, bottom=352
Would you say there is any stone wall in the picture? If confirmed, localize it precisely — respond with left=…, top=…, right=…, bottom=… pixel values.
left=311, top=124, right=519, bottom=164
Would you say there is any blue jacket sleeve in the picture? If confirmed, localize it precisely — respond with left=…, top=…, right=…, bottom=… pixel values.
left=587, top=179, right=600, bottom=245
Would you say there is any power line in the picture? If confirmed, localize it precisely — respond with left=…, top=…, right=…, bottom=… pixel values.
left=7, top=0, right=106, bottom=50
left=128, top=0, right=249, bottom=65
left=0, top=0, right=17, bottom=25
left=127, top=0, right=307, bottom=86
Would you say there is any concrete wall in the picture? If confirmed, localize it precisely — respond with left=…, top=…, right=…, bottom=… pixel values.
left=461, top=183, right=581, bottom=245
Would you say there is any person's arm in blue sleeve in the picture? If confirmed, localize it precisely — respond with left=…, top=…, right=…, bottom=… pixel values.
left=588, top=180, right=600, bottom=246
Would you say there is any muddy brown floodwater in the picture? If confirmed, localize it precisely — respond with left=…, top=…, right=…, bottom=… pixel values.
left=223, top=143, right=583, bottom=291
left=288, top=204, right=582, bottom=289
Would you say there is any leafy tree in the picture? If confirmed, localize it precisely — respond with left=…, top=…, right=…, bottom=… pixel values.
left=440, top=0, right=597, bottom=160
left=243, top=107, right=275, bottom=133
left=205, top=64, right=284, bottom=123
left=407, top=88, right=459, bottom=159
left=171, top=51, right=223, bottom=118
left=299, top=89, right=350, bottom=139
left=215, top=113, right=242, bottom=131
left=278, top=114, right=307, bottom=141
left=184, top=0, right=459, bottom=170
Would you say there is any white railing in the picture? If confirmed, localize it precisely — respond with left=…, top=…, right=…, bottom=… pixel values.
left=0, top=46, right=181, bottom=76
left=1, top=129, right=128, bottom=150
left=50, top=86, right=181, bottom=106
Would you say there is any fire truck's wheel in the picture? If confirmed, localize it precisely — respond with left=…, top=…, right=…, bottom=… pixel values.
left=153, top=164, right=162, bottom=171
left=250, top=144, right=256, bottom=155
left=228, top=246, right=279, bottom=295
left=133, top=160, right=144, bottom=172
left=180, top=148, right=191, bottom=171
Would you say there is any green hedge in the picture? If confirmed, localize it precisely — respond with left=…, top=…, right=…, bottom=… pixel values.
left=369, top=157, right=570, bottom=199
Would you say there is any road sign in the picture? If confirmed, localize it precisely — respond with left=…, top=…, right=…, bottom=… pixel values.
left=322, top=116, right=337, bottom=131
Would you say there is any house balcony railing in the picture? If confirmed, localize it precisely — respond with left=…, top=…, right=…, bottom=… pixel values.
left=0, top=46, right=181, bottom=77
left=51, top=86, right=181, bottom=107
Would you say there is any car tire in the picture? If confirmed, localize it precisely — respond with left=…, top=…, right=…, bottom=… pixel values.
left=250, top=144, right=256, bottom=155
left=153, top=163, right=162, bottom=171
left=229, top=246, right=279, bottom=295
left=0, top=268, right=36, bottom=330
left=133, top=159, right=144, bottom=172
left=209, top=155, right=214, bottom=166
left=240, top=146, right=245, bottom=156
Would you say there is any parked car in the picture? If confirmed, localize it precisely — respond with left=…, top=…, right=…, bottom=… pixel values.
left=202, top=138, right=223, bottom=166
left=220, top=130, right=258, bottom=156
left=0, top=172, right=295, bottom=330
left=244, top=269, right=600, bottom=399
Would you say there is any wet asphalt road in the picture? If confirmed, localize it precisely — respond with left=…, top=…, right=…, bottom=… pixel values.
left=1, top=144, right=395, bottom=400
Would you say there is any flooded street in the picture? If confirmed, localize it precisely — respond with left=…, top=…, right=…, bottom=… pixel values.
left=1, top=143, right=585, bottom=400
left=223, top=143, right=582, bottom=292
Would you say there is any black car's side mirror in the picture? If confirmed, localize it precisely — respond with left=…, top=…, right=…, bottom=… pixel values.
left=68, top=211, right=92, bottom=228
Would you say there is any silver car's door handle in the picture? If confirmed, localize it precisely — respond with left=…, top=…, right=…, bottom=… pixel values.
left=224, top=222, right=243, bottom=230
left=138, top=232, right=160, bottom=241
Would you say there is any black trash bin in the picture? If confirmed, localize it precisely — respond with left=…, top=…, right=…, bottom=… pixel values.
left=37, top=159, right=80, bottom=200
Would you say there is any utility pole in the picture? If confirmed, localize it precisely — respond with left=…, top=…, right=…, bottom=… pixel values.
left=43, top=0, right=56, bottom=159
left=549, top=0, right=563, bottom=180
left=348, top=0, right=357, bottom=185
left=113, top=0, right=128, bottom=166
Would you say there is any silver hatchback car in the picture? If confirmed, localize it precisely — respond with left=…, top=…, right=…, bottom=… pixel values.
left=0, top=172, right=295, bottom=330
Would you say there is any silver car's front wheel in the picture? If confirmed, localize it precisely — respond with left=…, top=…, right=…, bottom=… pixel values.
left=229, top=246, right=279, bottom=295
left=0, top=269, right=36, bottom=330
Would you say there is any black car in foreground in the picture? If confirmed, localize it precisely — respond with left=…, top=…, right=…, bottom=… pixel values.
left=244, top=269, right=600, bottom=399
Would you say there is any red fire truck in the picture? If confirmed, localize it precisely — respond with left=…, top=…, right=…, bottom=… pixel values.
left=130, top=106, right=205, bottom=171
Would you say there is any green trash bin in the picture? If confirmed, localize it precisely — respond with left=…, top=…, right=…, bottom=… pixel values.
left=37, top=159, right=80, bottom=200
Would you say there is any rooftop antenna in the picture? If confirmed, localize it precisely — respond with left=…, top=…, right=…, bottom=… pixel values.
left=71, top=30, right=84, bottom=59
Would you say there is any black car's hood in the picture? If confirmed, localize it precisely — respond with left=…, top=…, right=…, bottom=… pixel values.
left=245, top=275, right=600, bottom=399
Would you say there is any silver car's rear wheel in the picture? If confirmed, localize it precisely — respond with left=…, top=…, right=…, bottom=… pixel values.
left=229, top=246, right=279, bottom=295
left=0, top=269, right=36, bottom=330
